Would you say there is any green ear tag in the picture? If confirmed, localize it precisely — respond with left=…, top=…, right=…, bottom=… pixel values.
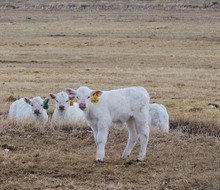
left=69, top=99, right=74, bottom=106
left=91, top=94, right=99, bottom=103
left=43, top=103, right=49, bottom=110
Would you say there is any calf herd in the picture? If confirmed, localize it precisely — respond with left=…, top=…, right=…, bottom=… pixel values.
left=8, top=86, right=169, bottom=162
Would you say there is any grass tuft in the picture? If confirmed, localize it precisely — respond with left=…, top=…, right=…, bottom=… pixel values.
left=170, top=116, right=220, bottom=137
left=6, top=95, right=19, bottom=102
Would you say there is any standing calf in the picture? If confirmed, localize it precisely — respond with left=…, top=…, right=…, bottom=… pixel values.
left=66, top=86, right=150, bottom=162
left=9, top=96, right=50, bottom=124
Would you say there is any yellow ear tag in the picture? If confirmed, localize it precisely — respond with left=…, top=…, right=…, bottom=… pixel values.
left=69, top=99, right=74, bottom=106
left=91, top=94, right=99, bottom=103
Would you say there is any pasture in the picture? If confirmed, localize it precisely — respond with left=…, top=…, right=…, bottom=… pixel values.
left=0, top=1, right=220, bottom=189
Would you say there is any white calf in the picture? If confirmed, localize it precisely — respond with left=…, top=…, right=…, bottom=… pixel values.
left=49, top=91, right=85, bottom=124
left=9, top=96, right=50, bottom=124
left=66, top=86, right=150, bottom=162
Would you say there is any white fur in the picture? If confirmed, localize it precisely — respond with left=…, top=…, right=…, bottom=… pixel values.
left=50, top=91, right=85, bottom=124
left=9, top=96, right=49, bottom=124
left=66, top=86, right=150, bottom=162
left=149, top=103, right=169, bottom=133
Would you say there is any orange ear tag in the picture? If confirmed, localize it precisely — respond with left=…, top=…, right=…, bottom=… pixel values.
left=69, top=99, right=74, bottom=106
left=91, top=94, right=99, bottom=103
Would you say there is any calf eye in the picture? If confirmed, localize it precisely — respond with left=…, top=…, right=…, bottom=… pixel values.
left=31, top=104, right=33, bottom=107
left=87, top=96, right=90, bottom=99
left=76, top=96, right=79, bottom=99
left=66, top=100, right=68, bottom=103
left=40, top=104, right=43, bottom=107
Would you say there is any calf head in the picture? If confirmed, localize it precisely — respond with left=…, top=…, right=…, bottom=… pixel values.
left=49, top=91, right=70, bottom=112
left=24, top=96, right=50, bottom=115
left=65, top=86, right=103, bottom=112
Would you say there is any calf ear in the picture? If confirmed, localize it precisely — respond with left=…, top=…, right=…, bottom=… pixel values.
left=43, top=97, right=50, bottom=110
left=69, top=96, right=74, bottom=100
left=43, top=97, right=50, bottom=105
left=65, top=88, right=76, bottom=97
left=49, top=94, right=56, bottom=99
left=92, top=90, right=103, bottom=97
left=24, top=98, right=31, bottom=105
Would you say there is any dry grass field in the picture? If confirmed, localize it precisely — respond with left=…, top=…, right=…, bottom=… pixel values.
left=0, top=0, right=220, bottom=189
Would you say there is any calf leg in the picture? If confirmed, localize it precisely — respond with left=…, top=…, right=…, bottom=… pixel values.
left=122, top=117, right=138, bottom=160
left=134, top=108, right=150, bottom=161
left=91, top=125, right=98, bottom=145
left=96, top=121, right=110, bottom=162
left=136, top=123, right=150, bottom=161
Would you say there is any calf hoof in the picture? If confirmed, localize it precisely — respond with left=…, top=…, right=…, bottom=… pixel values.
left=121, top=155, right=129, bottom=160
left=137, top=154, right=146, bottom=162
left=121, top=156, right=129, bottom=161
left=136, top=158, right=141, bottom=162
left=96, top=159, right=104, bottom=163
left=136, top=158, right=145, bottom=162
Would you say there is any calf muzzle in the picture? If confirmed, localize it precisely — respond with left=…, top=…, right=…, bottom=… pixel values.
left=34, top=109, right=40, bottom=115
left=79, top=103, right=86, bottom=110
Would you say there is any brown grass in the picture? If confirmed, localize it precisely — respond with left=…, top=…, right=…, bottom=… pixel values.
left=170, top=115, right=220, bottom=137
left=0, top=1, right=220, bottom=189
left=0, top=121, right=219, bottom=189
